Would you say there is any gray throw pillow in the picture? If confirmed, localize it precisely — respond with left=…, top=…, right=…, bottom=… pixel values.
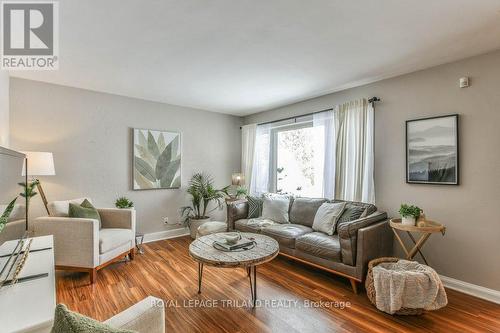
left=312, top=202, right=347, bottom=235
left=335, top=204, right=366, bottom=234
left=337, top=204, right=366, bottom=224
left=51, top=304, right=136, bottom=333
left=247, top=196, right=263, bottom=218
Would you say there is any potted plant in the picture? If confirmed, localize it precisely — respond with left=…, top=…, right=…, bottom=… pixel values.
left=230, top=186, right=247, bottom=199
left=115, top=196, right=134, bottom=209
left=181, top=173, right=229, bottom=238
left=399, top=204, right=422, bottom=226
left=0, top=197, right=18, bottom=234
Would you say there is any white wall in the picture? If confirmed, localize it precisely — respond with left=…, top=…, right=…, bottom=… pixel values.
left=10, top=78, right=242, bottom=235
left=0, top=71, right=9, bottom=147
left=245, top=50, right=500, bottom=291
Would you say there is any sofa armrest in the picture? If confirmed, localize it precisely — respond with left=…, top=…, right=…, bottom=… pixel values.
left=337, top=211, right=387, bottom=266
left=354, top=220, right=393, bottom=280
left=98, top=208, right=136, bottom=232
left=33, top=217, right=99, bottom=268
left=226, top=200, right=248, bottom=231
left=104, top=296, right=165, bottom=333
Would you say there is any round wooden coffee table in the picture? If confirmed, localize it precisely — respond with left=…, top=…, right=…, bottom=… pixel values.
left=189, top=232, right=279, bottom=307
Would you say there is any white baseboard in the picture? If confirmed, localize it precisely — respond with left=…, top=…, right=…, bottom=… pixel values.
left=440, top=275, right=500, bottom=304
left=142, top=227, right=190, bottom=244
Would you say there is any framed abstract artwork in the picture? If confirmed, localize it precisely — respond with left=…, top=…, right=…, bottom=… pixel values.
left=133, top=128, right=181, bottom=190
left=406, top=114, right=459, bottom=185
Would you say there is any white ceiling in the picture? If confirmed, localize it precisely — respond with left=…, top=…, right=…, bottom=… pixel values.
left=11, top=0, right=500, bottom=116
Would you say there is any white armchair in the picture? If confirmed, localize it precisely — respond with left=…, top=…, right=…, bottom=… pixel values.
left=33, top=198, right=136, bottom=283
left=104, top=296, right=165, bottom=333
left=30, top=296, right=165, bottom=333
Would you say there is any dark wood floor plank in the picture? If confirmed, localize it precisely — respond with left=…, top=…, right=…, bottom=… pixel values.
left=55, top=236, right=500, bottom=333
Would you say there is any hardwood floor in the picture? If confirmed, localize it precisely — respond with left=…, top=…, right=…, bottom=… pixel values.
left=56, top=236, right=500, bottom=333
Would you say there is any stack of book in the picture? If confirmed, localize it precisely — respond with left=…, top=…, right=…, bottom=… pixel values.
left=214, top=238, right=254, bottom=251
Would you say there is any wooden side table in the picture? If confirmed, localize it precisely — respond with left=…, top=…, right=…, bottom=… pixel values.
left=389, top=218, right=445, bottom=265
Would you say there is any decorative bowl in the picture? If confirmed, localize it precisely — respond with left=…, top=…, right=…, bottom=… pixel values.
left=220, top=232, right=240, bottom=245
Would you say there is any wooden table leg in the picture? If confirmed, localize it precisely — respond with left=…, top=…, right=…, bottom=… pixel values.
left=392, top=228, right=410, bottom=257
left=407, top=233, right=431, bottom=261
left=406, top=232, right=429, bottom=265
left=248, top=265, right=257, bottom=308
left=197, top=263, right=204, bottom=294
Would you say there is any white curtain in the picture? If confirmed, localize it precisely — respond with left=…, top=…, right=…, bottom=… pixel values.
left=241, top=124, right=257, bottom=190
left=249, top=123, right=272, bottom=195
left=314, top=98, right=375, bottom=203
left=313, top=110, right=335, bottom=199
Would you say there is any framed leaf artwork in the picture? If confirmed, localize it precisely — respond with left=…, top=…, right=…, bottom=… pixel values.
left=133, top=128, right=181, bottom=190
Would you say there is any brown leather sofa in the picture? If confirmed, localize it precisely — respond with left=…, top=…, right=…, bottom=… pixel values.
left=227, top=197, right=393, bottom=293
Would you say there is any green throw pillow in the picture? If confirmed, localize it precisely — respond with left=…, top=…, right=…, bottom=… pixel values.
left=69, top=199, right=101, bottom=228
left=247, top=196, right=263, bottom=218
left=51, top=304, right=136, bottom=333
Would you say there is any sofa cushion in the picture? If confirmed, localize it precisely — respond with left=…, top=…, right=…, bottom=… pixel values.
left=330, top=200, right=377, bottom=218
left=262, top=194, right=290, bottom=223
left=247, top=196, right=263, bottom=218
left=234, top=218, right=276, bottom=233
left=261, top=224, right=313, bottom=249
left=336, top=204, right=366, bottom=233
left=296, top=232, right=342, bottom=262
left=289, top=197, right=327, bottom=227
left=99, top=228, right=133, bottom=254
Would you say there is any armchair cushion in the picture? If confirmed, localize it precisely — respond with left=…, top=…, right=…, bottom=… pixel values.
left=0, top=203, right=25, bottom=222
left=48, top=197, right=92, bottom=217
left=69, top=200, right=101, bottom=228
left=100, top=228, right=134, bottom=254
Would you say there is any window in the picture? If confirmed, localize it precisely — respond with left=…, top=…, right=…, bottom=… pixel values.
left=270, top=121, right=324, bottom=197
left=248, top=99, right=374, bottom=202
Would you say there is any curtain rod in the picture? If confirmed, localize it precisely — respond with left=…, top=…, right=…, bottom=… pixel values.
left=240, top=96, right=380, bottom=129
left=256, top=107, right=333, bottom=127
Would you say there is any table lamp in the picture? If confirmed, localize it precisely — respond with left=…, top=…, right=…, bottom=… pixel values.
left=231, top=173, right=244, bottom=187
left=228, top=173, right=245, bottom=200
left=22, top=151, right=56, bottom=215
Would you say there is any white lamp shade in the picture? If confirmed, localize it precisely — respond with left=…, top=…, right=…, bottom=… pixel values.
left=22, top=151, right=56, bottom=176
left=231, top=173, right=244, bottom=186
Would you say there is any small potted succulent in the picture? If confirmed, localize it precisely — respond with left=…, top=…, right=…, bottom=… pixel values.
left=115, top=196, right=134, bottom=209
left=399, top=204, right=422, bottom=226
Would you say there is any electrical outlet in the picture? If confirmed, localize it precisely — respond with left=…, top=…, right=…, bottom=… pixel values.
left=163, top=217, right=169, bottom=224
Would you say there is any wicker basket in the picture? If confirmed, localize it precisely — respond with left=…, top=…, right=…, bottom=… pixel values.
left=365, top=257, right=424, bottom=315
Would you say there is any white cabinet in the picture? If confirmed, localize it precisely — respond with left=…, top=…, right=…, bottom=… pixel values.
left=0, top=236, right=55, bottom=333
